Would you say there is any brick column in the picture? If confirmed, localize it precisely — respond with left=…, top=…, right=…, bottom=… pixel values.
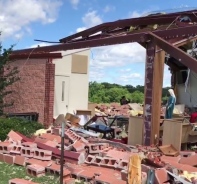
left=44, top=59, right=55, bottom=128
left=143, top=41, right=156, bottom=145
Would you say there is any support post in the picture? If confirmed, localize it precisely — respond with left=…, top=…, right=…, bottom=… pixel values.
left=143, top=43, right=165, bottom=145
left=143, top=41, right=156, bottom=145
left=151, top=47, right=165, bottom=144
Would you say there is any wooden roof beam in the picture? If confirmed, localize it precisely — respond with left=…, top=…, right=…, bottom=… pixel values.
left=149, top=32, right=197, bottom=73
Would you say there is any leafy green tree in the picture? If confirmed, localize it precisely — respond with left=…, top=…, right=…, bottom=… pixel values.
left=135, top=85, right=144, bottom=93
left=0, top=41, right=19, bottom=115
left=88, top=81, right=170, bottom=104
left=124, top=85, right=135, bottom=93
left=105, top=87, right=132, bottom=103
left=130, top=90, right=144, bottom=103
left=89, top=82, right=107, bottom=103
left=162, top=96, right=168, bottom=105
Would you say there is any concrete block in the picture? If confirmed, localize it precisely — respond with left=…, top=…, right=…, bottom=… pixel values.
left=26, top=164, right=45, bottom=177
left=4, top=154, right=15, bottom=164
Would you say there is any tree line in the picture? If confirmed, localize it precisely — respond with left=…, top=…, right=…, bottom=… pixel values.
left=88, top=81, right=170, bottom=104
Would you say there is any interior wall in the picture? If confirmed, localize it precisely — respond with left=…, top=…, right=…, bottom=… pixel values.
left=176, top=71, right=197, bottom=107
left=53, top=49, right=90, bottom=117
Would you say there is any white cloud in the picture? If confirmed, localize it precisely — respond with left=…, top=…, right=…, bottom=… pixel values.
left=0, top=0, right=62, bottom=39
left=163, top=65, right=171, bottom=87
left=76, top=27, right=86, bottom=33
left=91, top=43, right=146, bottom=68
left=76, top=10, right=102, bottom=32
left=103, top=5, right=115, bottom=13
left=70, top=0, right=80, bottom=9
left=119, top=73, right=142, bottom=82
left=129, top=10, right=148, bottom=18
left=89, top=43, right=171, bottom=87
left=89, top=43, right=146, bottom=85
left=77, top=10, right=146, bottom=82
left=82, top=11, right=103, bottom=27
left=89, top=70, right=105, bottom=82
left=120, top=68, right=132, bottom=73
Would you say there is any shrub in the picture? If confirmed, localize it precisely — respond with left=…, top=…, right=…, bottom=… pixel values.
left=0, top=117, right=44, bottom=141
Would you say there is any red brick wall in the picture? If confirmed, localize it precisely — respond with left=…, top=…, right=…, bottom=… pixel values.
left=44, top=61, right=55, bottom=127
left=4, top=59, right=55, bottom=126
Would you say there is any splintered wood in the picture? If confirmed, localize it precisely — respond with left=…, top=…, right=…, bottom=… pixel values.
left=54, top=113, right=80, bottom=127
left=66, top=113, right=80, bottom=127
left=128, top=154, right=142, bottom=184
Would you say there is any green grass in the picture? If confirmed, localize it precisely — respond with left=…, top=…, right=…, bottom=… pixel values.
left=0, top=162, right=59, bottom=184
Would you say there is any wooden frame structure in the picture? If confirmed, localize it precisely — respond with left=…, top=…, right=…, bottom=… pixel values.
left=12, top=9, right=197, bottom=145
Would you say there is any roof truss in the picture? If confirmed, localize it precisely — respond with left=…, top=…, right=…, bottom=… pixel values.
left=12, top=9, right=197, bottom=72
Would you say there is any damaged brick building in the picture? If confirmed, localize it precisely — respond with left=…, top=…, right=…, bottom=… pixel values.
left=12, top=9, right=197, bottom=146
left=5, top=49, right=90, bottom=127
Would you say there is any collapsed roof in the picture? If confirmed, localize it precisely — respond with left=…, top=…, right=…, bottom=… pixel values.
left=11, top=9, right=197, bottom=72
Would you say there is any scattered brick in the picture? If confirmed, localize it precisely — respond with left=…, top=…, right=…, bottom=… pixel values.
left=85, top=155, right=95, bottom=164
left=87, top=143, right=109, bottom=154
left=0, top=142, right=14, bottom=154
left=10, top=145, right=23, bottom=155
left=52, top=128, right=61, bottom=135
left=100, top=157, right=118, bottom=168
left=14, top=155, right=27, bottom=166
left=7, top=130, right=23, bottom=142
left=77, top=170, right=95, bottom=182
left=121, top=170, right=127, bottom=181
left=4, top=154, right=15, bottom=164
left=34, top=148, right=52, bottom=161
left=117, top=159, right=128, bottom=170
left=22, top=142, right=37, bottom=148
left=46, top=162, right=70, bottom=177
left=21, top=147, right=34, bottom=158
left=44, top=140, right=58, bottom=148
left=72, top=140, right=86, bottom=152
left=26, top=164, right=45, bottom=177
left=26, top=158, right=52, bottom=167
left=9, top=178, right=39, bottom=184
left=0, top=153, right=4, bottom=162
left=155, top=168, right=169, bottom=184
left=34, top=137, right=48, bottom=144
left=3, top=124, right=197, bottom=184
left=179, top=154, right=197, bottom=166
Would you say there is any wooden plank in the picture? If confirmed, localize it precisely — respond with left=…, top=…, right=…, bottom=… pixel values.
left=71, top=54, right=88, bottom=74
left=128, top=154, right=141, bottom=184
left=151, top=47, right=165, bottom=144
left=181, top=123, right=193, bottom=143
left=88, top=102, right=96, bottom=116
left=162, top=119, right=182, bottom=151
left=75, top=109, right=92, bottom=116
left=128, top=116, right=144, bottom=145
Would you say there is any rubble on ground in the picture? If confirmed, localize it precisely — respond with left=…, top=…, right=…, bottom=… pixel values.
left=95, top=103, right=143, bottom=117
left=1, top=124, right=197, bottom=184
left=95, top=103, right=186, bottom=118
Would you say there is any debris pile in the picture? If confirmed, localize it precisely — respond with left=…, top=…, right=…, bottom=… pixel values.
left=95, top=103, right=186, bottom=118
left=95, top=103, right=143, bottom=117
left=1, top=126, right=197, bottom=183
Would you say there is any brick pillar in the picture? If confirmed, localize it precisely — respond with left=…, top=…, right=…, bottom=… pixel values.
left=143, top=41, right=156, bottom=145
left=44, top=59, right=55, bottom=128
